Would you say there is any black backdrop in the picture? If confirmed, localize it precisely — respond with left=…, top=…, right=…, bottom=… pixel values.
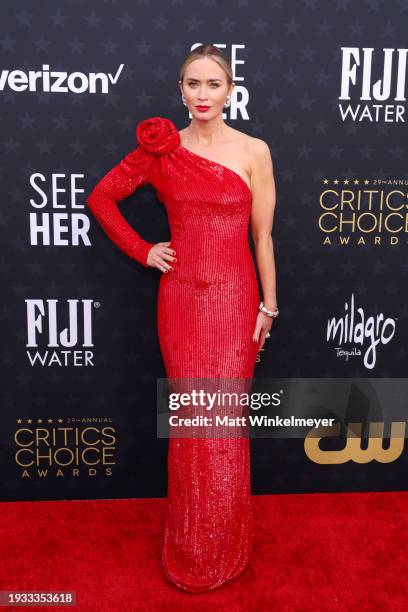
left=2, top=0, right=408, bottom=501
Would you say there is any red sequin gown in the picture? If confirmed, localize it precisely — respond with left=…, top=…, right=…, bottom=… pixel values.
left=87, top=117, right=260, bottom=593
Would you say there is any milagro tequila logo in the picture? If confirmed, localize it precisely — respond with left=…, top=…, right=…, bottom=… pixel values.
left=339, top=47, right=408, bottom=123
left=326, top=293, right=396, bottom=369
left=25, top=299, right=96, bottom=366
left=0, top=64, right=124, bottom=94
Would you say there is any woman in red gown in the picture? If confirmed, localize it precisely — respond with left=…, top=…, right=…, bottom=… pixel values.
left=87, top=44, right=277, bottom=593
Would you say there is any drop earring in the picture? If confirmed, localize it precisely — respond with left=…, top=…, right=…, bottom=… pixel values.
left=224, top=96, right=231, bottom=108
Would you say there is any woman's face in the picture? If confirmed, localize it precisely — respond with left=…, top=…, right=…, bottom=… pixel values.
left=179, top=57, right=234, bottom=120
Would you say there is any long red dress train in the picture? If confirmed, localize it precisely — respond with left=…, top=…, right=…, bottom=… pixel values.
left=86, top=116, right=260, bottom=593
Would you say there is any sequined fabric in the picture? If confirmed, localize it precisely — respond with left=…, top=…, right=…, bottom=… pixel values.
left=87, top=116, right=260, bottom=593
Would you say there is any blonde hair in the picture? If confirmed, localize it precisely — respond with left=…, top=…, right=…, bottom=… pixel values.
left=179, top=43, right=233, bottom=86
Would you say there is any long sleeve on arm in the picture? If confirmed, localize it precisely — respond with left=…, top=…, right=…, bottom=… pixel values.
left=86, top=146, right=156, bottom=267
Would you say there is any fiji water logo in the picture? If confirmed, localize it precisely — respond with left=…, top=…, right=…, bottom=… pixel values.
left=326, top=293, right=397, bottom=369
left=339, top=47, right=408, bottom=123
left=25, top=298, right=96, bottom=367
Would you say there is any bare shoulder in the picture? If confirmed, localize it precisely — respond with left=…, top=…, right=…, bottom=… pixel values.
left=229, top=127, right=271, bottom=160
left=246, top=137, right=273, bottom=164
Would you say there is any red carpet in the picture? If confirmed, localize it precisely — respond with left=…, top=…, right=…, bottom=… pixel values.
left=1, top=492, right=407, bottom=611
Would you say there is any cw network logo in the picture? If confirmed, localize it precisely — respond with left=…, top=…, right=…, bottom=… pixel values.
left=305, top=421, right=405, bottom=464
left=0, top=64, right=124, bottom=94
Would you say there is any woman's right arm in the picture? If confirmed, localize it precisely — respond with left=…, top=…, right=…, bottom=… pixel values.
left=87, top=146, right=158, bottom=267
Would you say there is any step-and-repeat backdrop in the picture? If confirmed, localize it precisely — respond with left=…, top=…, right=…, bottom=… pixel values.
left=2, top=0, right=408, bottom=501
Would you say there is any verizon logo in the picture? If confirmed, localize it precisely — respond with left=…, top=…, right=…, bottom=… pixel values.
left=0, top=64, right=124, bottom=94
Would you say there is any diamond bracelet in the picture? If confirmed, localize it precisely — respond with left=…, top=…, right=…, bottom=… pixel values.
left=259, top=301, right=279, bottom=318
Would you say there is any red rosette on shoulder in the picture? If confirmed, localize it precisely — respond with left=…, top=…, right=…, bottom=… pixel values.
left=136, top=116, right=180, bottom=156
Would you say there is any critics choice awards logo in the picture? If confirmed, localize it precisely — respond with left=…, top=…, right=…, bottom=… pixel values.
left=13, top=417, right=116, bottom=478
left=318, top=177, right=408, bottom=246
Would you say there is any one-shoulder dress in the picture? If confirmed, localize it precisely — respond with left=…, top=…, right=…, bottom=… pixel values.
left=86, top=116, right=260, bottom=593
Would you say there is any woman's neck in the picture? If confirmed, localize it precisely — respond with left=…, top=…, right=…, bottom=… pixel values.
left=184, top=116, right=229, bottom=146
